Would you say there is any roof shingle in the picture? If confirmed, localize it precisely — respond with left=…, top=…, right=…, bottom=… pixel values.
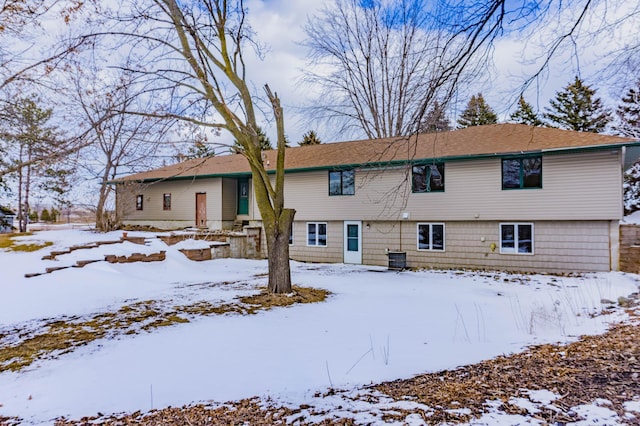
left=119, top=124, right=636, bottom=182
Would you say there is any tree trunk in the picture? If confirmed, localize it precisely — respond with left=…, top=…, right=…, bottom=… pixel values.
left=265, top=208, right=295, bottom=294
left=95, top=164, right=113, bottom=231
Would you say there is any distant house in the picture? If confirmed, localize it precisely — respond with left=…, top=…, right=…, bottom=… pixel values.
left=115, top=124, right=640, bottom=273
left=0, top=206, right=16, bottom=233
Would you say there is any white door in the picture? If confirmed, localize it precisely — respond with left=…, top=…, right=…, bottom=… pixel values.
left=343, top=221, right=362, bottom=264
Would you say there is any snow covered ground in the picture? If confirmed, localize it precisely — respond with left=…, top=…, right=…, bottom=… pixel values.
left=0, top=228, right=638, bottom=425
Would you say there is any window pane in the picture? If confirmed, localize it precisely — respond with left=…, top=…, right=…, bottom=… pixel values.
left=289, top=223, right=293, bottom=245
left=347, top=224, right=358, bottom=238
left=308, top=223, right=316, bottom=245
left=418, top=224, right=430, bottom=249
left=429, top=164, right=445, bottom=191
left=432, top=224, right=444, bottom=250
left=342, top=170, right=355, bottom=195
left=163, top=194, right=171, bottom=210
left=412, top=166, right=427, bottom=192
left=318, top=223, right=327, bottom=246
left=329, top=171, right=341, bottom=195
left=522, top=157, right=542, bottom=188
left=518, top=224, right=533, bottom=253
left=502, top=159, right=521, bottom=189
left=501, top=224, right=515, bottom=252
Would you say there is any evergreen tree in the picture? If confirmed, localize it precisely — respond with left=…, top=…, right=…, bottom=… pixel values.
left=420, top=101, right=451, bottom=133
left=40, top=208, right=50, bottom=222
left=457, top=93, right=498, bottom=128
left=299, top=130, right=322, bottom=146
left=624, top=160, right=640, bottom=214
left=615, top=80, right=640, bottom=138
left=0, top=96, right=61, bottom=231
left=544, top=76, right=611, bottom=133
left=231, top=127, right=272, bottom=153
left=510, top=95, right=543, bottom=126
left=185, top=139, right=216, bottom=159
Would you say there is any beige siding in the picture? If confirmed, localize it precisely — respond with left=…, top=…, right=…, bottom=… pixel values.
left=119, top=179, right=223, bottom=227
left=289, top=221, right=344, bottom=263
left=283, top=150, right=623, bottom=222
left=221, top=178, right=237, bottom=221
left=286, top=219, right=612, bottom=272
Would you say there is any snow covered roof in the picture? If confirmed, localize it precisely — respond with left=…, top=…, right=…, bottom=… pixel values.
left=118, top=124, right=638, bottom=182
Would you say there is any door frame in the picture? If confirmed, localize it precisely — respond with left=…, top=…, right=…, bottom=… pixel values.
left=237, top=178, right=249, bottom=215
left=195, top=192, right=207, bottom=228
left=343, top=220, right=362, bottom=264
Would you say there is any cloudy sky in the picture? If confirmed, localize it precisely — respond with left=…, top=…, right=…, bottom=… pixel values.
left=233, top=0, right=637, bottom=145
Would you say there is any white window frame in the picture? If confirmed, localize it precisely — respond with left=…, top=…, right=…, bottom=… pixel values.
left=307, top=222, right=327, bottom=247
left=416, top=223, right=445, bottom=251
left=289, top=222, right=294, bottom=246
left=500, top=223, right=534, bottom=255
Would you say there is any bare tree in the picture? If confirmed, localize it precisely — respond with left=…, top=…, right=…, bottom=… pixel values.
left=304, top=0, right=640, bottom=139
left=68, top=61, right=173, bottom=231
left=99, top=0, right=294, bottom=293
left=303, top=0, right=477, bottom=139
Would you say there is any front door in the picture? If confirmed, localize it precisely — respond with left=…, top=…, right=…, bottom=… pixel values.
left=237, top=178, right=249, bottom=215
left=195, top=193, right=207, bottom=227
left=343, top=221, right=362, bottom=264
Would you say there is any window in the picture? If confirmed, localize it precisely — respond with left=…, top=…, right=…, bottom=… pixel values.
left=502, top=156, right=542, bottom=189
left=136, top=195, right=144, bottom=211
left=329, top=170, right=355, bottom=195
left=500, top=223, right=534, bottom=254
left=412, top=163, right=445, bottom=192
left=163, top=193, right=171, bottom=211
left=307, top=222, right=327, bottom=246
left=417, top=223, right=445, bottom=251
left=289, top=222, right=294, bottom=245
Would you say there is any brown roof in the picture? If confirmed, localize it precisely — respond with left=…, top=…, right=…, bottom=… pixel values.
left=120, top=124, right=637, bottom=182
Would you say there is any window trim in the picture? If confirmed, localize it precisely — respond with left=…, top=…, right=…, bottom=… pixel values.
left=411, top=163, right=445, bottom=193
left=306, top=222, right=328, bottom=247
left=289, top=222, right=294, bottom=246
left=136, top=194, right=144, bottom=211
left=499, top=222, right=534, bottom=255
left=416, top=222, right=446, bottom=251
left=163, top=193, right=171, bottom=211
left=501, top=156, right=542, bottom=190
left=328, top=169, right=355, bottom=196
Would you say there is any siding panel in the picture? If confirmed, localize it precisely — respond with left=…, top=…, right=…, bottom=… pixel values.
left=283, top=150, right=622, bottom=222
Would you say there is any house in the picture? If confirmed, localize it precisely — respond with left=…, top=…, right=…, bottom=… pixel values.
left=116, top=124, right=640, bottom=273
left=0, top=206, right=16, bottom=233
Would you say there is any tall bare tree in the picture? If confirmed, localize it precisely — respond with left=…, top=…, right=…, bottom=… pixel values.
left=100, top=0, right=294, bottom=293
left=303, top=0, right=476, bottom=139
left=304, top=0, right=640, bottom=139
left=69, top=62, right=172, bottom=231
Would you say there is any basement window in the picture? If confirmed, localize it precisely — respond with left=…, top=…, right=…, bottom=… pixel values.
left=500, top=223, right=534, bottom=254
left=307, top=222, right=327, bottom=246
left=417, top=223, right=445, bottom=251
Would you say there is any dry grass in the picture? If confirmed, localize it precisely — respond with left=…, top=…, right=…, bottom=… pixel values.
left=0, top=233, right=53, bottom=252
left=0, top=286, right=329, bottom=374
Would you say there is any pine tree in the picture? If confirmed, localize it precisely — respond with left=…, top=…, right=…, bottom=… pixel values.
left=615, top=80, right=640, bottom=138
left=299, top=130, right=322, bottom=146
left=185, top=139, right=216, bottom=159
left=457, top=93, right=498, bottom=128
left=510, top=95, right=543, bottom=126
left=420, top=101, right=451, bottom=133
left=40, top=208, right=50, bottom=222
left=544, top=76, right=611, bottom=133
left=231, top=127, right=272, bottom=153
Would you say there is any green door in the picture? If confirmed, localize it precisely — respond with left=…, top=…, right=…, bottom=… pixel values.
left=237, top=178, right=249, bottom=215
